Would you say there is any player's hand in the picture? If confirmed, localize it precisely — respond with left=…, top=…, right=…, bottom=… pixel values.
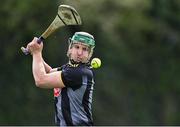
left=27, top=37, right=43, bottom=55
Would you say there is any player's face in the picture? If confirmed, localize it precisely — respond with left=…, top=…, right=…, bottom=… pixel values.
left=69, top=43, right=90, bottom=63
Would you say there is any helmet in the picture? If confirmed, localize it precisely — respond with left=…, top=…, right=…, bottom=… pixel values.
left=70, top=32, right=95, bottom=48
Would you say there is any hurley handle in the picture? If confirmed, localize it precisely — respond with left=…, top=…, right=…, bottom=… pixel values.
left=21, top=36, right=44, bottom=55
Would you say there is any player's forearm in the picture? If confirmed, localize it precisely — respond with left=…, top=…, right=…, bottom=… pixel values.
left=43, top=60, right=52, bottom=73
left=32, top=53, right=47, bottom=86
left=43, top=60, right=59, bottom=73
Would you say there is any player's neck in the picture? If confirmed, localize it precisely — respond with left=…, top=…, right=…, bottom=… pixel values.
left=69, top=59, right=90, bottom=66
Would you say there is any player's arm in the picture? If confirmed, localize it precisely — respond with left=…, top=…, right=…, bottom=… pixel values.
left=43, top=60, right=58, bottom=73
left=32, top=53, right=65, bottom=89
left=27, top=37, right=65, bottom=89
left=43, top=60, right=52, bottom=73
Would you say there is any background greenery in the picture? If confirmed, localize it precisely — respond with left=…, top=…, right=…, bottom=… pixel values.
left=0, top=0, right=180, bottom=125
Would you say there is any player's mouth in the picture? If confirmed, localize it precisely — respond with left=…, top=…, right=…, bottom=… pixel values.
left=76, top=57, right=82, bottom=62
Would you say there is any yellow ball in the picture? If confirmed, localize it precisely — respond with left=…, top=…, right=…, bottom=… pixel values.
left=91, top=58, right=101, bottom=69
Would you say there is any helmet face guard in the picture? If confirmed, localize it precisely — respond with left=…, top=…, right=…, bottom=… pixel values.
left=70, top=32, right=95, bottom=48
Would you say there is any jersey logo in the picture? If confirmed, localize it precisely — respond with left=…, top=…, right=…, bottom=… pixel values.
left=54, top=88, right=61, bottom=97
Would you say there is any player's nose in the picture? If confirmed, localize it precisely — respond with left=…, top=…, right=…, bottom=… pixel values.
left=77, top=48, right=83, bottom=55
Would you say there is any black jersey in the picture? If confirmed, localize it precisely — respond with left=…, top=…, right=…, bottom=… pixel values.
left=54, top=63, right=95, bottom=126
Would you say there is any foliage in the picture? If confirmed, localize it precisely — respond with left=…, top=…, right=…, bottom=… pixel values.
left=0, top=0, right=180, bottom=125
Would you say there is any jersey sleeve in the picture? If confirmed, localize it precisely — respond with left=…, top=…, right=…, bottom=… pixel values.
left=61, top=67, right=85, bottom=89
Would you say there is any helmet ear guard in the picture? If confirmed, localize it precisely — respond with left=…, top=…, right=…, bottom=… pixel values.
left=68, top=37, right=72, bottom=45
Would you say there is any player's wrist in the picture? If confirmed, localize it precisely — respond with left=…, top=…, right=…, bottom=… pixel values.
left=32, top=51, right=42, bottom=57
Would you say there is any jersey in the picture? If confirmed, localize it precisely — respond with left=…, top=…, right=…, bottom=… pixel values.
left=54, top=62, right=95, bottom=126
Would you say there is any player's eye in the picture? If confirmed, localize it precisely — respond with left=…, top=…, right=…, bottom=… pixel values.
left=74, top=45, right=80, bottom=49
left=82, top=47, right=88, bottom=51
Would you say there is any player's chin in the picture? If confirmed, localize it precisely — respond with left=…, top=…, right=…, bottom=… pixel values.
left=75, top=58, right=88, bottom=63
left=75, top=59, right=83, bottom=63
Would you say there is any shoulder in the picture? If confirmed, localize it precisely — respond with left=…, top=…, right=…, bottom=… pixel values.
left=80, top=65, right=94, bottom=78
left=61, top=64, right=94, bottom=88
left=62, top=64, right=93, bottom=78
